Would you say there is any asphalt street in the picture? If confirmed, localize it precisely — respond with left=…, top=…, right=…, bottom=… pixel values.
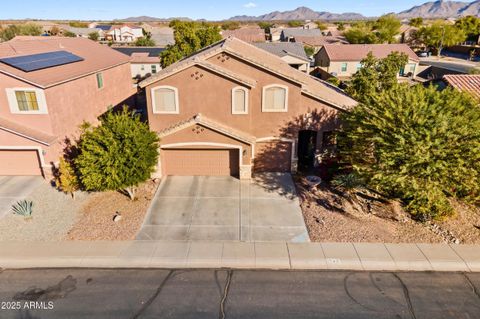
left=0, top=268, right=478, bottom=319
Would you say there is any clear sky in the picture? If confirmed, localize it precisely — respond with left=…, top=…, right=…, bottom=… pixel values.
left=0, top=0, right=476, bottom=21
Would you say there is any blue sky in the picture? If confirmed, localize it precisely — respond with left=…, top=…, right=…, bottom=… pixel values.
left=0, top=0, right=476, bottom=21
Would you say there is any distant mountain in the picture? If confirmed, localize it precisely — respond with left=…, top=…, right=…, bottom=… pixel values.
left=397, top=0, right=480, bottom=18
left=116, top=16, right=191, bottom=22
left=229, top=6, right=366, bottom=21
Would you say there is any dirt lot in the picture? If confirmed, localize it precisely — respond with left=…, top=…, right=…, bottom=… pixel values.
left=295, top=176, right=480, bottom=244
left=66, top=180, right=159, bottom=240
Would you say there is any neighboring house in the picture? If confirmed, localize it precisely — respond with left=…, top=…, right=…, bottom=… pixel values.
left=280, top=28, right=323, bottom=43
left=149, top=27, right=175, bottom=47
left=396, top=24, right=418, bottom=44
left=315, top=44, right=420, bottom=80
left=33, top=21, right=59, bottom=35
left=269, top=27, right=284, bottom=42
left=112, top=46, right=164, bottom=78
left=221, top=27, right=266, bottom=43
left=303, top=21, right=318, bottom=30
left=295, top=35, right=348, bottom=52
left=138, top=36, right=356, bottom=180
left=0, top=36, right=134, bottom=177
left=443, top=74, right=480, bottom=100
left=106, top=25, right=144, bottom=43
left=61, top=26, right=105, bottom=40
left=253, top=42, right=311, bottom=73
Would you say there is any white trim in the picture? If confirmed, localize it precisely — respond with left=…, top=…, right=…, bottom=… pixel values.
left=255, top=137, right=297, bottom=161
left=231, top=86, right=249, bottom=115
left=0, top=126, right=52, bottom=146
left=151, top=85, right=180, bottom=114
left=261, top=84, right=288, bottom=113
left=0, top=146, right=50, bottom=176
left=6, top=88, right=48, bottom=115
left=161, top=142, right=243, bottom=167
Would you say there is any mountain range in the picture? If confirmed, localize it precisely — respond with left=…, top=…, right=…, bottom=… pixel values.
left=119, top=1, right=480, bottom=22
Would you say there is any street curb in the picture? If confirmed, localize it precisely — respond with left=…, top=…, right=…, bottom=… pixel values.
left=0, top=241, right=478, bottom=272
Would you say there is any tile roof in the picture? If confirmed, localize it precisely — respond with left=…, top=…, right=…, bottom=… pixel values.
left=159, top=113, right=256, bottom=144
left=0, top=117, right=57, bottom=145
left=296, top=35, right=348, bottom=47
left=0, top=36, right=130, bottom=88
left=322, top=44, right=419, bottom=62
left=443, top=74, right=480, bottom=99
left=281, top=28, right=323, bottom=38
left=221, top=27, right=266, bottom=43
left=130, top=52, right=160, bottom=64
left=140, top=36, right=356, bottom=110
left=253, top=42, right=309, bottom=61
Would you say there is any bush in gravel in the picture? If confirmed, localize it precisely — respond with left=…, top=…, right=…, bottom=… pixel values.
left=331, top=173, right=365, bottom=193
left=55, top=157, right=80, bottom=199
left=75, top=106, right=159, bottom=200
left=339, top=84, right=480, bottom=220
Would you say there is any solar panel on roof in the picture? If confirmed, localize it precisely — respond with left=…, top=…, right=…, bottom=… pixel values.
left=0, top=51, right=84, bottom=72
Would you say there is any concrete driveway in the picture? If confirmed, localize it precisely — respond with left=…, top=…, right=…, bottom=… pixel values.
left=136, top=173, right=309, bottom=242
left=0, top=176, right=44, bottom=218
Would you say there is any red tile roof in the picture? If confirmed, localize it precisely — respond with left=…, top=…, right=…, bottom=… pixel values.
left=443, top=74, right=480, bottom=99
left=0, top=36, right=130, bottom=88
left=322, top=44, right=419, bottom=62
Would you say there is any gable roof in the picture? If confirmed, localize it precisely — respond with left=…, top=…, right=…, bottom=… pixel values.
left=443, top=74, right=480, bottom=99
left=0, top=36, right=130, bottom=88
left=297, top=35, right=348, bottom=47
left=321, top=44, right=419, bottom=62
left=281, top=28, right=323, bottom=38
left=140, top=36, right=356, bottom=110
left=253, top=42, right=309, bottom=61
left=221, top=27, right=266, bottom=43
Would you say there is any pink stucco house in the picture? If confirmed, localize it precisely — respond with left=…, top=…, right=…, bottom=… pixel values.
left=139, top=37, right=356, bottom=180
left=0, top=36, right=135, bottom=177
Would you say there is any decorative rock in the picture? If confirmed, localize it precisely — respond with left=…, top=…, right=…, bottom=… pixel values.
left=113, top=213, right=122, bottom=222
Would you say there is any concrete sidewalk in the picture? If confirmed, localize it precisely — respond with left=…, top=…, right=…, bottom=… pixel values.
left=0, top=241, right=479, bottom=272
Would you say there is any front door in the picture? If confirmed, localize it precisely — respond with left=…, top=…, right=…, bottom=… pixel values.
left=297, top=130, right=317, bottom=170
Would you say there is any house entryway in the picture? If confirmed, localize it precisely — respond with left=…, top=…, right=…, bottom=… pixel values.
left=136, top=174, right=309, bottom=242
left=297, top=130, right=317, bottom=170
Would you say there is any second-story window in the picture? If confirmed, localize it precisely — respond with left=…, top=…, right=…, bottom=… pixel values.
left=96, top=73, right=104, bottom=89
left=341, top=63, right=348, bottom=72
left=262, top=85, right=288, bottom=112
left=151, top=65, right=157, bottom=74
left=231, top=87, right=248, bottom=114
left=6, top=88, right=48, bottom=114
left=152, top=86, right=179, bottom=114
left=15, top=91, right=39, bottom=111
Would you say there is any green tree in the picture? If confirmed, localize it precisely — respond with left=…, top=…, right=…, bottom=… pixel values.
left=221, top=21, right=240, bottom=30
left=315, top=21, right=328, bottom=30
left=160, top=20, right=222, bottom=67
left=455, top=15, right=480, bottom=40
left=287, top=20, right=303, bottom=28
left=409, top=17, right=424, bottom=28
left=88, top=31, right=99, bottom=41
left=373, top=14, right=401, bottom=43
left=135, top=36, right=156, bottom=46
left=304, top=45, right=315, bottom=57
left=75, top=107, right=159, bottom=200
left=418, top=21, right=466, bottom=56
left=0, top=23, right=42, bottom=41
left=63, top=31, right=76, bottom=37
left=55, top=157, right=80, bottom=199
left=346, top=52, right=408, bottom=102
left=343, top=22, right=378, bottom=44
left=339, top=85, right=480, bottom=219
left=258, top=22, right=274, bottom=33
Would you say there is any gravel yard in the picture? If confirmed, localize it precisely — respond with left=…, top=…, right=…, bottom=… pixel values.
left=295, top=176, right=480, bottom=244
left=0, top=182, right=89, bottom=241
left=66, top=180, right=159, bottom=240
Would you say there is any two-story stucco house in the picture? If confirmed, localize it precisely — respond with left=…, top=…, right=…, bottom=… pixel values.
left=314, top=44, right=420, bottom=80
left=0, top=36, right=135, bottom=177
left=139, top=37, right=356, bottom=180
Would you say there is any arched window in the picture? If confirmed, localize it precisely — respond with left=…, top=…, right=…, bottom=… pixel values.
left=262, top=85, right=288, bottom=112
left=151, top=86, right=179, bottom=114
left=231, top=86, right=248, bottom=114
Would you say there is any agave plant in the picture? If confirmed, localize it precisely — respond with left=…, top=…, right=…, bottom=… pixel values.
left=12, top=200, right=34, bottom=219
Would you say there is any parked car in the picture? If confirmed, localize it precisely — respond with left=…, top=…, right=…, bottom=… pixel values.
left=417, top=51, right=429, bottom=57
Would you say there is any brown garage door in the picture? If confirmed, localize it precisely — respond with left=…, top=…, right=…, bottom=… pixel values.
left=254, top=141, right=292, bottom=172
left=163, top=149, right=239, bottom=176
left=0, top=150, right=42, bottom=176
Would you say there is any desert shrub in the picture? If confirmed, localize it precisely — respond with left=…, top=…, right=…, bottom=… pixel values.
left=75, top=106, right=159, bottom=200
left=56, top=157, right=80, bottom=199
left=339, top=84, right=480, bottom=219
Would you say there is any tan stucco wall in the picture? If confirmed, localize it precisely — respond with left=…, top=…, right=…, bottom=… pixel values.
left=145, top=52, right=340, bottom=146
